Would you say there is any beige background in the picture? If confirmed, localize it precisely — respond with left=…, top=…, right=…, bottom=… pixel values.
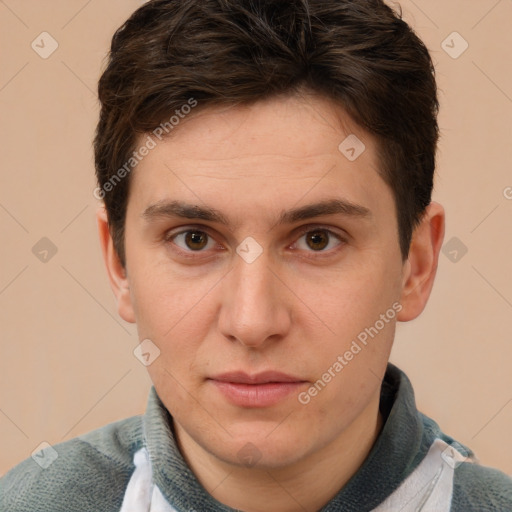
left=1, top=0, right=511, bottom=477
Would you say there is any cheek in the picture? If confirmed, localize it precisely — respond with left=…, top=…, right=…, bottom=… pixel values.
left=127, top=248, right=219, bottom=337
left=300, top=323, right=392, bottom=429
left=127, top=262, right=221, bottom=392
left=295, top=261, right=400, bottom=342
left=294, top=367, right=378, bottom=445
left=295, top=261, right=399, bottom=400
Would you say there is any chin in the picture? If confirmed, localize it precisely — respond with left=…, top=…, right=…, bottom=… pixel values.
left=205, top=430, right=312, bottom=470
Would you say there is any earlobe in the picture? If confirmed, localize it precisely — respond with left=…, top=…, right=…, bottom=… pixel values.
left=397, top=202, right=445, bottom=322
left=96, top=206, right=136, bottom=324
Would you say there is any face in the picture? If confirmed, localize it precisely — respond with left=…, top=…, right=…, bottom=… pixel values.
left=119, top=94, right=409, bottom=469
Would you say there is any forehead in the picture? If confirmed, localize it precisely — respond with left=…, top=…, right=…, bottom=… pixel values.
left=127, top=93, right=393, bottom=225
left=147, top=93, right=374, bottom=163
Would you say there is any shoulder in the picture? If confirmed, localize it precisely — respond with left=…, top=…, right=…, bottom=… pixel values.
left=451, top=461, right=512, bottom=512
left=1, top=415, right=143, bottom=512
left=415, top=409, right=512, bottom=511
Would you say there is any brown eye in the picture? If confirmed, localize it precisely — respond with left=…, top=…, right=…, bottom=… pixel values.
left=169, top=230, right=216, bottom=253
left=293, top=227, right=344, bottom=254
left=184, top=231, right=209, bottom=250
left=306, top=230, right=330, bottom=251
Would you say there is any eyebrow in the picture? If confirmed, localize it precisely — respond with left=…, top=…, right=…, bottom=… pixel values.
left=141, top=198, right=372, bottom=226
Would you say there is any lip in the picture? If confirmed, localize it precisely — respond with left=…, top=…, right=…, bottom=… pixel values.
left=211, top=371, right=304, bottom=384
left=208, top=371, right=308, bottom=408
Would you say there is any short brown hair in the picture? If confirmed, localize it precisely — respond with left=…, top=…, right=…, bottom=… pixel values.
left=94, top=0, right=439, bottom=266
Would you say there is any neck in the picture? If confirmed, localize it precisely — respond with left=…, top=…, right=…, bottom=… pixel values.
left=174, top=394, right=384, bottom=512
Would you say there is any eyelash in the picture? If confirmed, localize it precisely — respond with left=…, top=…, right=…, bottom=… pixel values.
left=164, top=225, right=347, bottom=260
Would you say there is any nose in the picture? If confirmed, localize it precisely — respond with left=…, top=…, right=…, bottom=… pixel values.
left=217, top=249, right=292, bottom=349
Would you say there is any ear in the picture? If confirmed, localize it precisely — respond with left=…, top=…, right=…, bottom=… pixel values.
left=397, top=201, right=445, bottom=322
left=96, top=206, right=136, bottom=323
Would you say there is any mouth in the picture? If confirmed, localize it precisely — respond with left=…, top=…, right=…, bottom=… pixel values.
left=208, top=371, right=308, bottom=408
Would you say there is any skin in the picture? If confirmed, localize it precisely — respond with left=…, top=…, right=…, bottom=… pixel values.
left=97, top=92, right=445, bottom=512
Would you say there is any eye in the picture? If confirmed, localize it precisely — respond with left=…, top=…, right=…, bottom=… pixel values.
left=293, top=228, right=344, bottom=252
left=169, top=230, right=217, bottom=252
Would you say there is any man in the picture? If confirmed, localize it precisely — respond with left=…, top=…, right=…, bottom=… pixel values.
left=2, top=0, right=511, bottom=510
